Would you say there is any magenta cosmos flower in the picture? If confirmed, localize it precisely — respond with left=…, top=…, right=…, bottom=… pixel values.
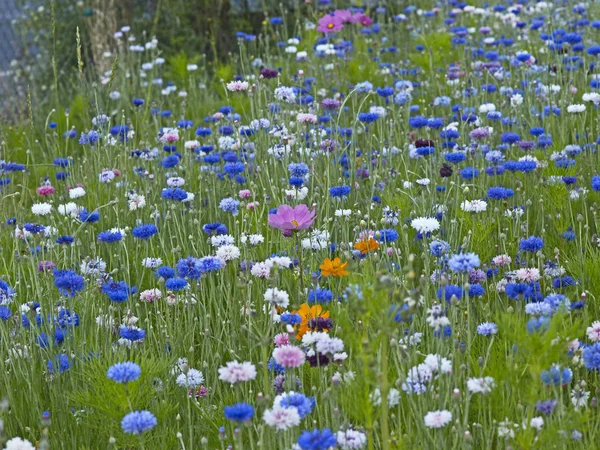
left=268, top=204, right=316, bottom=235
left=352, top=13, right=373, bottom=27
left=317, top=15, right=344, bottom=33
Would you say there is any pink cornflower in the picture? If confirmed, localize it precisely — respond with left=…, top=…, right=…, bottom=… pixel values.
left=247, top=201, right=260, bottom=210
left=268, top=204, right=316, bottom=236
left=37, top=186, right=55, bottom=196
left=274, top=333, right=290, bottom=347
left=317, top=15, right=344, bottom=33
left=273, top=345, right=306, bottom=368
left=239, top=189, right=251, bottom=199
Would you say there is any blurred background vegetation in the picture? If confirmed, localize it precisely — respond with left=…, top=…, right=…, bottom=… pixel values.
left=5, top=0, right=313, bottom=122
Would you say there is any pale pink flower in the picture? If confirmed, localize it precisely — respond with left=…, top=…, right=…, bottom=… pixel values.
left=218, top=361, right=257, bottom=384
left=272, top=345, right=306, bottom=368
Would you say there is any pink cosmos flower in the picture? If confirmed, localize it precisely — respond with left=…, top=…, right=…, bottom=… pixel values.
left=273, top=345, right=306, bottom=368
left=352, top=13, right=373, bottom=27
left=333, top=9, right=353, bottom=24
left=268, top=204, right=316, bottom=236
left=317, top=15, right=344, bottom=33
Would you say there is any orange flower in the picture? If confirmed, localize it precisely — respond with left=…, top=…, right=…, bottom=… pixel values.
left=293, top=303, right=330, bottom=339
left=353, top=237, right=380, bottom=255
left=319, top=257, right=349, bottom=277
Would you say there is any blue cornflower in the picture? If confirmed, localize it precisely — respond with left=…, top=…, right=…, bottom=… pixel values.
left=155, top=266, right=175, bottom=279
left=47, top=354, right=71, bottom=373
left=102, top=281, right=137, bottom=302
left=132, top=98, right=145, bottom=107
left=161, top=155, right=180, bottom=168
left=297, top=428, right=337, bottom=450
left=219, top=197, right=240, bottom=215
left=165, top=278, right=188, bottom=291
left=552, top=276, right=576, bottom=289
left=119, top=326, right=146, bottom=341
left=79, top=130, right=101, bottom=146
left=429, top=240, right=450, bottom=257
left=98, top=231, right=123, bottom=243
left=56, top=235, right=74, bottom=245
left=448, top=253, right=480, bottom=273
left=202, top=222, right=228, bottom=235
left=54, top=270, right=85, bottom=297
left=357, top=112, right=379, bottom=123
left=132, top=224, right=157, bottom=240
left=161, top=188, right=188, bottom=201
left=477, top=322, right=498, bottom=336
left=177, top=257, right=202, bottom=280
left=460, top=167, right=479, bottom=179
left=329, top=185, right=351, bottom=198
left=374, top=228, right=398, bottom=244
left=487, top=186, right=514, bottom=200
left=288, top=162, right=309, bottom=177
left=541, top=366, right=573, bottom=385
left=107, top=362, right=141, bottom=383
left=444, top=152, right=466, bottom=164
left=121, top=410, right=157, bottom=435
left=527, top=316, right=550, bottom=334
left=279, top=393, right=315, bottom=418
left=198, top=257, right=224, bottom=273
left=583, top=343, right=600, bottom=370
left=500, top=132, right=520, bottom=144
left=437, top=284, right=463, bottom=302
left=224, top=403, right=254, bottom=422
left=308, top=288, right=333, bottom=303
left=78, top=209, right=100, bottom=223
left=0, top=306, right=12, bottom=321
left=520, top=236, right=544, bottom=252
left=468, top=284, right=485, bottom=297
left=592, top=175, right=600, bottom=192
left=195, top=127, right=212, bottom=137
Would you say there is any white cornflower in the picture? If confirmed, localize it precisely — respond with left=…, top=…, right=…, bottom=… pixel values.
left=586, top=321, right=600, bottom=342
left=211, top=234, right=235, bottom=247
left=530, top=417, right=544, bottom=430
left=424, top=410, right=452, bottom=428
left=226, top=80, right=249, bottom=92
left=142, top=257, right=163, bottom=268
left=128, top=193, right=146, bottom=211
left=263, top=405, right=300, bottom=430
left=567, top=104, right=586, bottom=113
left=4, top=437, right=36, bottom=450
left=175, top=368, right=204, bottom=388
left=336, top=429, right=367, bottom=449
left=461, top=199, right=487, bottom=213
left=31, top=203, right=52, bottom=216
left=263, top=288, right=290, bottom=308
left=216, top=244, right=241, bottom=262
left=411, top=217, right=440, bottom=234
left=466, top=376, right=495, bottom=394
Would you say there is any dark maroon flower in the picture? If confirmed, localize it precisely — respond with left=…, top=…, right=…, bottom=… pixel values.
left=440, top=164, right=453, bottom=177
left=260, top=68, right=279, bottom=79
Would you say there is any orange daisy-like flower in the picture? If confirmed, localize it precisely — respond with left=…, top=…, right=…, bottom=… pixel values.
left=353, top=237, right=380, bottom=255
left=319, top=257, right=349, bottom=277
left=293, top=303, right=330, bottom=339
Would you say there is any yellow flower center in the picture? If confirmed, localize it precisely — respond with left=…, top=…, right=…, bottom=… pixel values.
left=327, top=23, right=334, bottom=29
left=291, top=220, right=299, bottom=228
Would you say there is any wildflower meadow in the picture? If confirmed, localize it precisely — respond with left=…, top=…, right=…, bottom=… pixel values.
left=4, top=1, right=600, bottom=449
